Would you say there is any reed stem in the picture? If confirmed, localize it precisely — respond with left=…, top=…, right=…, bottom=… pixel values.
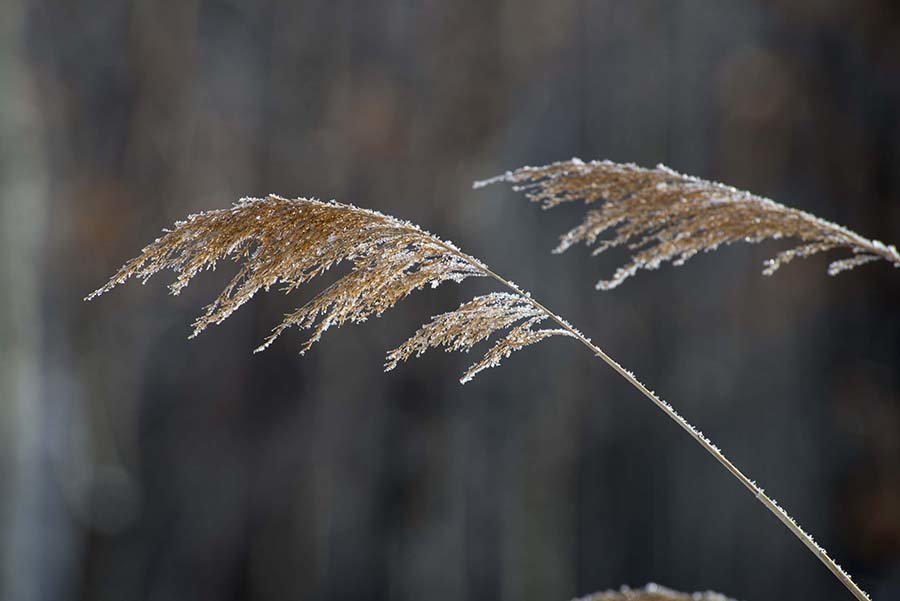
left=461, top=252, right=870, bottom=601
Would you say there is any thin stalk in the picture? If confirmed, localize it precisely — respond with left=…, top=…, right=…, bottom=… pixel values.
left=434, top=237, right=869, bottom=601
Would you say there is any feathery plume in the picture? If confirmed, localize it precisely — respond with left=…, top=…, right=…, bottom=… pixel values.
left=575, top=583, right=738, bottom=601
left=477, top=158, right=900, bottom=289
left=86, top=195, right=570, bottom=382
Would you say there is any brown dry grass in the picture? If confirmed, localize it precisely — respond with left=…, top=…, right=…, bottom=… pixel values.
left=87, top=189, right=871, bottom=601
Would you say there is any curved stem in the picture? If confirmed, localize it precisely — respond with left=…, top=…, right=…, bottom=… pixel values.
left=413, top=226, right=869, bottom=600
left=464, top=256, right=870, bottom=601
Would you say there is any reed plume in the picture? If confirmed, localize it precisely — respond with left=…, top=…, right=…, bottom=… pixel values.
left=476, top=158, right=900, bottom=289
left=87, top=194, right=870, bottom=601
left=86, top=195, right=573, bottom=383
left=575, top=584, right=737, bottom=601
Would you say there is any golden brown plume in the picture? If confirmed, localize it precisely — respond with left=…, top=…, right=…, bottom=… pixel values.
left=477, top=158, right=900, bottom=289
left=86, top=195, right=572, bottom=382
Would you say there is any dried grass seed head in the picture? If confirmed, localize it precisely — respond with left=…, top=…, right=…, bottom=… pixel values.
left=87, top=195, right=572, bottom=383
left=477, top=158, right=900, bottom=289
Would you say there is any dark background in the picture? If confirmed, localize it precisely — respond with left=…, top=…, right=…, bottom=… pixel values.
left=2, top=1, right=899, bottom=600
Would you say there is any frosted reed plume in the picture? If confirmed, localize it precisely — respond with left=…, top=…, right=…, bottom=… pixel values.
left=477, top=158, right=900, bottom=289
left=86, top=195, right=572, bottom=383
left=88, top=194, right=871, bottom=601
left=575, top=583, right=738, bottom=601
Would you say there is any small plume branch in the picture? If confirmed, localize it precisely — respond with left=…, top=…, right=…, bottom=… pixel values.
left=477, top=158, right=900, bottom=289
left=384, top=292, right=574, bottom=383
left=575, top=583, right=738, bottom=601
left=461, top=317, right=573, bottom=383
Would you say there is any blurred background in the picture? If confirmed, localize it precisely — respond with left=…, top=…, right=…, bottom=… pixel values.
left=2, top=1, right=900, bottom=600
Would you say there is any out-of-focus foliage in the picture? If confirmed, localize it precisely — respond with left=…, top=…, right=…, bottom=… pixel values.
left=576, top=583, right=737, bottom=601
